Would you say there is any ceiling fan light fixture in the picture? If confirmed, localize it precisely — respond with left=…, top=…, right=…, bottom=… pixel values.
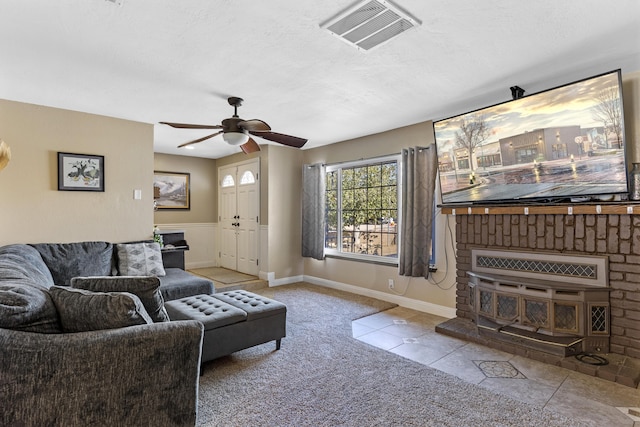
left=223, top=131, right=250, bottom=146
left=162, top=96, right=306, bottom=152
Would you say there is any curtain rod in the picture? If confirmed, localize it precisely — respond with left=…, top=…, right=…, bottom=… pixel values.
left=305, top=145, right=433, bottom=168
left=319, top=152, right=401, bottom=167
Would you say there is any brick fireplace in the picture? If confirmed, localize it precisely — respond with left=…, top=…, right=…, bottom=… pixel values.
left=436, top=210, right=640, bottom=387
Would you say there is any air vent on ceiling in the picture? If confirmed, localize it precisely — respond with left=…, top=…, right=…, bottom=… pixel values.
left=321, top=0, right=420, bottom=51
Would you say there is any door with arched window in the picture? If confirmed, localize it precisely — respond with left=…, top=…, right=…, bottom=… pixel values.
left=218, top=158, right=260, bottom=275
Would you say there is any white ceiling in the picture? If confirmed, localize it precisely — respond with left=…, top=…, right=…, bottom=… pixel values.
left=1, top=0, right=639, bottom=159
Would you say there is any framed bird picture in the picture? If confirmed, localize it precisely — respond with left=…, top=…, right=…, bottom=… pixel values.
left=57, top=152, right=105, bottom=192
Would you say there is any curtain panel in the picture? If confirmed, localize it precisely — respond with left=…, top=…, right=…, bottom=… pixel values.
left=399, top=145, right=438, bottom=278
left=301, top=163, right=326, bottom=260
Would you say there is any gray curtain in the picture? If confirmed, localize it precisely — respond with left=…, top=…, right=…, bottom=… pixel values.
left=302, top=163, right=326, bottom=260
left=399, top=145, right=438, bottom=278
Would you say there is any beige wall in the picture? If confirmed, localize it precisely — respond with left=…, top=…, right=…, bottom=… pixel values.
left=268, top=145, right=304, bottom=278
left=0, top=99, right=153, bottom=245
left=153, top=153, right=217, bottom=224
left=302, top=121, right=458, bottom=309
left=152, top=153, right=219, bottom=269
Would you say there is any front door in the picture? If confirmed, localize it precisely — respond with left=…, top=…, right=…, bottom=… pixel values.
left=218, top=158, right=260, bottom=275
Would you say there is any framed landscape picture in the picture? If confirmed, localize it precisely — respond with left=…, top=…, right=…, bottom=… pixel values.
left=153, top=171, right=190, bottom=210
left=57, top=152, right=104, bottom=191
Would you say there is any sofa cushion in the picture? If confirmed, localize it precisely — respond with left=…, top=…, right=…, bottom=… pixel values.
left=30, top=242, right=114, bottom=286
left=0, top=244, right=55, bottom=288
left=0, top=283, right=61, bottom=333
left=0, top=245, right=61, bottom=333
left=159, top=268, right=215, bottom=301
left=116, top=243, right=166, bottom=277
left=49, top=286, right=153, bottom=332
left=71, top=276, right=169, bottom=323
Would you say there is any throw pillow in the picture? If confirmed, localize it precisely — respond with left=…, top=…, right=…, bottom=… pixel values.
left=116, top=243, right=166, bottom=277
left=71, top=276, right=169, bottom=322
left=49, top=286, right=153, bottom=333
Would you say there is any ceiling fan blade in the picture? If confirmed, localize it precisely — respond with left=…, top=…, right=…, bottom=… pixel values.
left=160, top=121, right=223, bottom=130
left=240, top=138, right=261, bottom=154
left=177, top=131, right=223, bottom=148
left=238, top=119, right=271, bottom=132
left=250, top=131, right=307, bottom=148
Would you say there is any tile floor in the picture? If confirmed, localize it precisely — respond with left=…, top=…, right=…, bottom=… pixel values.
left=352, top=306, right=640, bottom=427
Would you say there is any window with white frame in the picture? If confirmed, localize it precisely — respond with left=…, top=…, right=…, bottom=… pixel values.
left=325, top=156, right=399, bottom=263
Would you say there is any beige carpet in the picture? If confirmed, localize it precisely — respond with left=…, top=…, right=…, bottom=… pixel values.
left=196, top=283, right=589, bottom=427
left=189, top=267, right=258, bottom=285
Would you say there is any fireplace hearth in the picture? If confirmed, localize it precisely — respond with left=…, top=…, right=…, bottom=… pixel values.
left=434, top=210, right=640, bottom=387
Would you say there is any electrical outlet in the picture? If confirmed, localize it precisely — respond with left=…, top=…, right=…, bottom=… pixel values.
left=388, top=279, right=394, bottom=289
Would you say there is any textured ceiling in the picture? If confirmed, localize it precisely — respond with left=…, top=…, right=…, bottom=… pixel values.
left=1, top=0, right=639, bottom=159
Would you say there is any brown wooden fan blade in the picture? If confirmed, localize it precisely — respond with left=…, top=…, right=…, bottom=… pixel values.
left=177, top=131, right=223, bottom=148
left=240, top=138, right=261, bottom=154
left=238, top=119, right=271, bottom=132
left=249, top=131, right=307, bottom=148
left=160, top=121, right=223, bottom=130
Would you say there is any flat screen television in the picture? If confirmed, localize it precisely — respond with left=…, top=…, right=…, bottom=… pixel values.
left=434, top=69, right=627, bottom=205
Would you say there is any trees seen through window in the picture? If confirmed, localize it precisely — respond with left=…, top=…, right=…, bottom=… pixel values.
left=325, top=159, right=398, bottom=261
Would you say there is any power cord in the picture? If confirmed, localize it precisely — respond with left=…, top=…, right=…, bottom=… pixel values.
left=574, top=352, right=609, bottom=366
left=391, top=207, right=457, bottom=296
left=427, top=209, right=456, bottom=290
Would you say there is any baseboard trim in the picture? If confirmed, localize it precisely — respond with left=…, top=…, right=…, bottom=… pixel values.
left=269, top=274, right=305, bottom=287
left=296, top=275, right=455, bottom=318
left=258, top=273, right=455, bottom=318
left=260, top=271, right=274, bottom=282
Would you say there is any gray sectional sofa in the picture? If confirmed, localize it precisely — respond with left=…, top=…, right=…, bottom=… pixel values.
left=0, top=241, right=214, bottom=426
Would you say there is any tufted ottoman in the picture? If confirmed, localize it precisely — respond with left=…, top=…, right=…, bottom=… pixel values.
left=164, top=290, right=286, bottom=365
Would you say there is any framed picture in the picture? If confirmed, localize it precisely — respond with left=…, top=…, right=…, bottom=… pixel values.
left=153, top=171, right=190, bottom=210
left=57, top=152, right=104, bottom=192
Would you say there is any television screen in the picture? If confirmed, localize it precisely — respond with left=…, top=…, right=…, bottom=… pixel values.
left=434, top=69, right=627, bottom=205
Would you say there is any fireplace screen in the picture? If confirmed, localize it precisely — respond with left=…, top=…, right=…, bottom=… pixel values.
left=497, top=294, right=517, bottom=319
left=469, top=249, right=611, bottom=354
left=480, top=290, right=493, bottom=315
left=555, top=303, right=578, bottom=332
left=524, top=299, right=549, bottom=328
left=591, top=305, right=608, bottom=334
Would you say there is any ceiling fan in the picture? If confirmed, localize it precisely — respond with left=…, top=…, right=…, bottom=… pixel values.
left=160, top=97, right=308, bottom=154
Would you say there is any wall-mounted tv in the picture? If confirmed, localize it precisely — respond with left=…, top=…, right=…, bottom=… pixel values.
left=434, top=69, right=627, bottom=205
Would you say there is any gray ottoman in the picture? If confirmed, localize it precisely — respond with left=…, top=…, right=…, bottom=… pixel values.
left=165, top=290, right=286, bottom=364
